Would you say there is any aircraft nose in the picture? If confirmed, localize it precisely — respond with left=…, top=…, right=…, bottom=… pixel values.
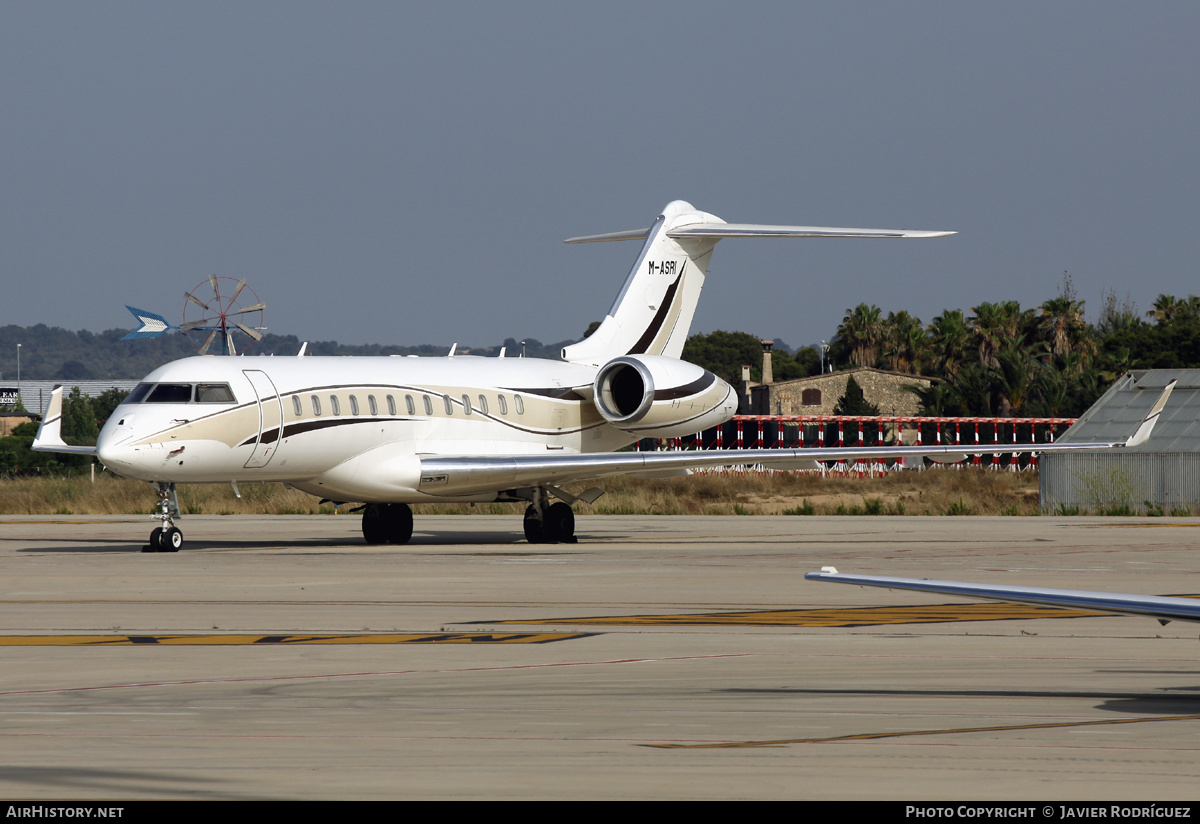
left=96, top=421, right=135, bottom=474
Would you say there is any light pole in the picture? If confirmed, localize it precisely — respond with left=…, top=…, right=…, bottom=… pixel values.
left=818, top=340, right=830, bottom=374
left=16, top=343, right=20, bottom=410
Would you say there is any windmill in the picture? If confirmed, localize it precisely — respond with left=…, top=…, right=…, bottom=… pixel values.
left=180, top=276, right=266, bottom=355
left=122, top=276, right=267, bottom=355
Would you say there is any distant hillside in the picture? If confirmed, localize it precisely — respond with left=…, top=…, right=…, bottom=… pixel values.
left=0, top=324, right=577, bottom=381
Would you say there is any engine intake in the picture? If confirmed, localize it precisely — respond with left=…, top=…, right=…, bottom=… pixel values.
left=593, top=355, right=736, bottom=438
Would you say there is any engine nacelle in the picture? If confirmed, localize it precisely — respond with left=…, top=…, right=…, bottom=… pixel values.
left=593, top=355, right=737, bottom=438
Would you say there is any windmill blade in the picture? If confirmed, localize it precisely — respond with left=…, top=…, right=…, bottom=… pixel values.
left=225, top=330, right=236, bottom=356
left=185, top=290, right=212, bottom=311
left=226, top=302, right=266, bottom=315
left=209, top=274, right=221, bottom=306
left=180, top=319, right=216, bottom=332
left=235, top=322, right=264, bottom=341
left=227, top=279, right=247, bottom=305
left=198, top=328, right=219, bottom=355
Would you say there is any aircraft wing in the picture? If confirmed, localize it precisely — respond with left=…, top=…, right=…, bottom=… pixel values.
left=418, top=379, right=1173, bottom=495
left=31, top=387, right=99, bottom=455
left=418, top=436, right=1139, bottom=495
left=804, top=569, right=1200, bottom=625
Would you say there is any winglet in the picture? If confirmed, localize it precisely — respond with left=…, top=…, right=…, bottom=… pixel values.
left=1124, top=379, right=1176, bottom=448
left=31, top=387, right=98, bottom=455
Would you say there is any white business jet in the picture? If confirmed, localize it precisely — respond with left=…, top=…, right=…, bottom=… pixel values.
left=32, top=201, right=1161, bottom=551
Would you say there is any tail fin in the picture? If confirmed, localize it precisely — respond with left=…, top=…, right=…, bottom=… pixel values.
left=561, top=201, right=953, bottom=367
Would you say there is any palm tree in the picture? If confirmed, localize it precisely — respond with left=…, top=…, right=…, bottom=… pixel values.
left=991, top=337, right=1044, bottom=417
left=1147, top=294, right=1185, bottom=324
left=927, top=309, right=971, bottom=378
left=883, top=311, right=926, bottom=374
left=1039, top=296, right=1095, bottom=366
left=836, top=304, right=885, bottom=368
left=970, top=301, right=1033, bottom=369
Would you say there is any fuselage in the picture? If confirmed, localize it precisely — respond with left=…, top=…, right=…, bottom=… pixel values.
left=95, top=354, right=735, bottom=503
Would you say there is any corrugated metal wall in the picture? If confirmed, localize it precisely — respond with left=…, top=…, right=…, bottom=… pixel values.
left=1041, top=370, right=1200, bottom=512
left=1040, top=452, right=1200, bottom=511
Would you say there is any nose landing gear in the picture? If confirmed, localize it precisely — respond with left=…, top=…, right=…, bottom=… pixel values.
left=143, top=482, right=183, bottom=553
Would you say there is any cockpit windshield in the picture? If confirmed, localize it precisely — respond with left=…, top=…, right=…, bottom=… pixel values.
left=125, top=382, right=237, bottom=404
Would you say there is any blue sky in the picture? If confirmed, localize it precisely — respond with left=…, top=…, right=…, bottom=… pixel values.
left=3, top=2, right=1198, bottom=351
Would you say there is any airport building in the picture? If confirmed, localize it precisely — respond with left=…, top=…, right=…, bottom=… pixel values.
left=1040, top=370, right=1200, bottom=512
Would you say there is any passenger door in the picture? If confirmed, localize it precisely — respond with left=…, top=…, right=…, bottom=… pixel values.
left=243, top=370, right=284, bottom=468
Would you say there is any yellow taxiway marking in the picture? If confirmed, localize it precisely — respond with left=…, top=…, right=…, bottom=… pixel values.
left=500, top=603, right=1107, bottom=628
left=0, top=632, right=592, bottom=646
left=1095, top=522, right=1200, bottom=528
left=649, top=713, right=1200, bottom=749
left=0, top=520, right=127, bottom=525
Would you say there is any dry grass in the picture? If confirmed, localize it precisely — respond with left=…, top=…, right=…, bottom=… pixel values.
left=0, top=467, right=1045, bottom=517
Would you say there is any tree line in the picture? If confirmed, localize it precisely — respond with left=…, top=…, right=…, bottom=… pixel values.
left=826, top=277, right=1142, bottom=418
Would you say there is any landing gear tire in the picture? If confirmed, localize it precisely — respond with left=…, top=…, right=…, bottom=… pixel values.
left=524, top=502, right=575, bottom=544
left=362, top=505, right=388, bottom=544
left=362, top=503, right=414, bottom=545
left=545, top=502, right=576, bottom=544
left=383, top=503, right=413, bottom=544
left=523, top=505, right=547, bottom=544
left=143, top=526, right=183, bottom=552
left=143, top=527, right=164, bottom=553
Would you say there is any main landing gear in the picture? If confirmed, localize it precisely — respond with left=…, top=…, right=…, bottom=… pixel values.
left=523, top=489, right=576, bottom=544
left=143, top=482, right=183, bottom=553
left=362, top=503, right=414, bottom=545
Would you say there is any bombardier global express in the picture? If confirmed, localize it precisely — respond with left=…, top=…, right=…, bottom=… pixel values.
left=33, top=201, right=1162, bottom=551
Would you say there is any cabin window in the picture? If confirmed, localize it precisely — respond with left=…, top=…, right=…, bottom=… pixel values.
left=388, top=395, right=397, bottom=415
left=423, top=395, right=433, bottom=415
left=368, top=395, right=378, bottom=415
left=349, top=395, right=360, bottom=416
left=462, top=394, right=472, bottom=415
left=443, top=395, right=453, bottom=415
left=478, top=395, right=488, bottom=415
left=404, top=395, right=415, bottom=415
left=292, top=396, right=302, bottom=417
left=330, top=395, right=341, bottom=416
left=514, top=394, right=525, bottom=415
left=195, top=383, right=236, bottom=403
left=312, top=395, right=322, bottom=416
left=145, top=383, right=192, bottom=404
left=497, top=395, right=508, bottom=415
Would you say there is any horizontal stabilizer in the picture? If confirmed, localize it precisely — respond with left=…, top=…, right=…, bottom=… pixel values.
left=564, top=228, right=652, bottom=244
left=668, top=224, right=955, bottom=239
left=565, top=224, right=954, bottom=243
